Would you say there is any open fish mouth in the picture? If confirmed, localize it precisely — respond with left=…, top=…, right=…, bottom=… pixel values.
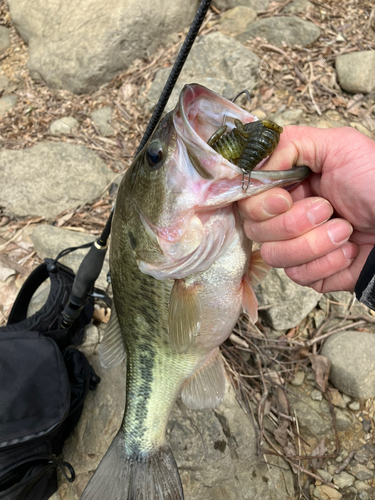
left=175, top=83, right=258, bottom=176
left=173, top=83, right=310, bottom=192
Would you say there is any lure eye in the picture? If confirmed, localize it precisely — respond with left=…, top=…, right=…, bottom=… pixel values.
left=146, top=141, right=164, bottom=169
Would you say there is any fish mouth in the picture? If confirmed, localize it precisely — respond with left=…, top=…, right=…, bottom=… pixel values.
left=174, top=84, right=310, bottom=189
left=175, top=83, right=258, bottom=177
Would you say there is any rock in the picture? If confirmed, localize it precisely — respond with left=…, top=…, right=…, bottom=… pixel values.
left=333, top=471, right=355, bottom=488
left=58, top=378, right=294, bottom=499
left=291, top=370, right=305, bottom=386
left=256, top=268, right=321, bottom=330
left=348, top=401, right=360, bottom=411
left=318, top=469, right=333, bottom=483
left=288, top=388, right=332, bottom=440
left=329, top=389, right=346, bottom=409
left=170, top=384, right=294, bottom=498
left=336, top=51, right=375, bottom=94
left=49, top=116, right=79, bottom=135
left=31, top=225, right=109, bottom=290
left=355, top=480, right=372, bottom=492
left=0, top=142, right=115, bottom=219
left=311, top=389, right=323, bottom=401
left=314, top=484, right=342, bottom=499
left=0, top=26, right=11, bottom=55
left=0, top=94, right=17, bottom=116
left=321, top=331, right=375, bottom=398
left=213, top=0, right=271, bottom=12
left=274, top=108, right=304, bottom=126
left=90, top=107, right=115, bottom=137
left=349, top=463, right=374, bottom=481
left=236, top=16, right=321, bottom=47
left=218, top=6, right=257, bottom=37
left=147, top=32, right=260, bottom=112
left=355, top=445, right=375, bottom=464
left=0, top=74, right=9, bottom=92
left=282, top=0, right=313, bottom=14
left=334, top=408, right=353, bottom=431
left=8, top=0, right=198, bottom=94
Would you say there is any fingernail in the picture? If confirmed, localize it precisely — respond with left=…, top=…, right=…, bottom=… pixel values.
left=306, top=199, right=333, bottom=225
left=262, top=194, right=291, bottom=216
left=327, top=220, right=353, bottom=245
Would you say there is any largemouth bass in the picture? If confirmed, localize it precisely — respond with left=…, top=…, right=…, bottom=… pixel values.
left=80, top=84, right=309, bottom=500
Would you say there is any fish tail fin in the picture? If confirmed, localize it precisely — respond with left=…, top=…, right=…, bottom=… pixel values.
left=80, top=430, right=184, bottom=500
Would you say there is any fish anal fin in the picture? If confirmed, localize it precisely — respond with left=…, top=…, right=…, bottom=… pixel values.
left=168, top=279, right=202, bottom=353
left=99, top=302, right=126, bottom=369
left=248, top=249, right=271, bottom=288
left=242, top=276, right=258, bottom=323
left=80, top=431, right=184, bottom=500
left=181, top=348, right=226, bottom=409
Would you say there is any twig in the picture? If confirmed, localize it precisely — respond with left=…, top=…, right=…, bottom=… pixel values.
left=334, top=449, right=357, bottom=474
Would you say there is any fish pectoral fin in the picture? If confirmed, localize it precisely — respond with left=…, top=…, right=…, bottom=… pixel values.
left=168, top=279, right=202, bottom=353
left=242, top=276, right=258, bottom=324
left=248, top=248, right=271, bottom=288
left=99, top=302, right=126, bottom=369
left=181, top=348, right=226, bottom=409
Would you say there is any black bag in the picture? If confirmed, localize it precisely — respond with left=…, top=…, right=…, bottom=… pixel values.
left=0, top=256, right=101, bottom=500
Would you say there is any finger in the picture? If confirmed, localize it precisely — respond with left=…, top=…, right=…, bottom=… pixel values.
left=238, top=188, right=293, bottom=223
left=263, top=125, right=346, bottom=174
left=288, top=179, right=315, bottom=202
left=260, top=218, right=353, bottom=268
left=244, top=197, right=333, bottom=242
left=284, top=242, right=358, bottom=286
left=308, top=243, right=374, bottom=293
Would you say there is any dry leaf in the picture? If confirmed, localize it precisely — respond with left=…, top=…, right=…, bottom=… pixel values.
left=273, top=419, right=289, bottom=447
left=308, top=354, right=331, bottom=392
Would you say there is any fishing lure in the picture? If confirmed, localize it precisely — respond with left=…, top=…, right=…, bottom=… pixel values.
left=208, top=118, right=283, bottom=191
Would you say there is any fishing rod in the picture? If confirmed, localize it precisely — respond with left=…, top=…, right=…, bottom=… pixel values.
left=61, top=0, right=212, bottom=329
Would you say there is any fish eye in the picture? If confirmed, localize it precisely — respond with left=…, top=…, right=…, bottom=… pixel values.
left=146, top=140, right=164, bottom=169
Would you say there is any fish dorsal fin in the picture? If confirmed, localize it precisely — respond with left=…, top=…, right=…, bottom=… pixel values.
left=168, top=279, right=202, bottom=353
left=99, top=302, right=126, bottom=369
left=242, top=276, right=258, bottom=323
left=248, top=249, right=270, bottom=288
left=181, top=348, right=226, bottom=409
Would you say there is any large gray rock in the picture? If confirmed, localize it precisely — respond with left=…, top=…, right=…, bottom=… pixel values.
left=256, top=268, right=321, bottom=330
left=336, top=51, right=375, bottom=94
left=213, top=0, right=271, bottom=13
left=321, top=331, right=375, bottom=398
left=8, top=0, right=199, bottom=94
left=282, top=0, right=313, bottom=14
left=0, top=142, right=114, bottom=219
left=147, top=32, right=260, bottom=112
left=237, top=16, right=321, bottom=47
left=52, top=371, right=294, bottom=499
left=0, top=26, right=11, bottom=55
left=31, top=225, right=109, bottom=290
left=218, top=6, right=257, bottom=37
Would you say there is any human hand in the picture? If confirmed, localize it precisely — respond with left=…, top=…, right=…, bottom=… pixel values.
left=238, top=125, right=375, bottom=293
